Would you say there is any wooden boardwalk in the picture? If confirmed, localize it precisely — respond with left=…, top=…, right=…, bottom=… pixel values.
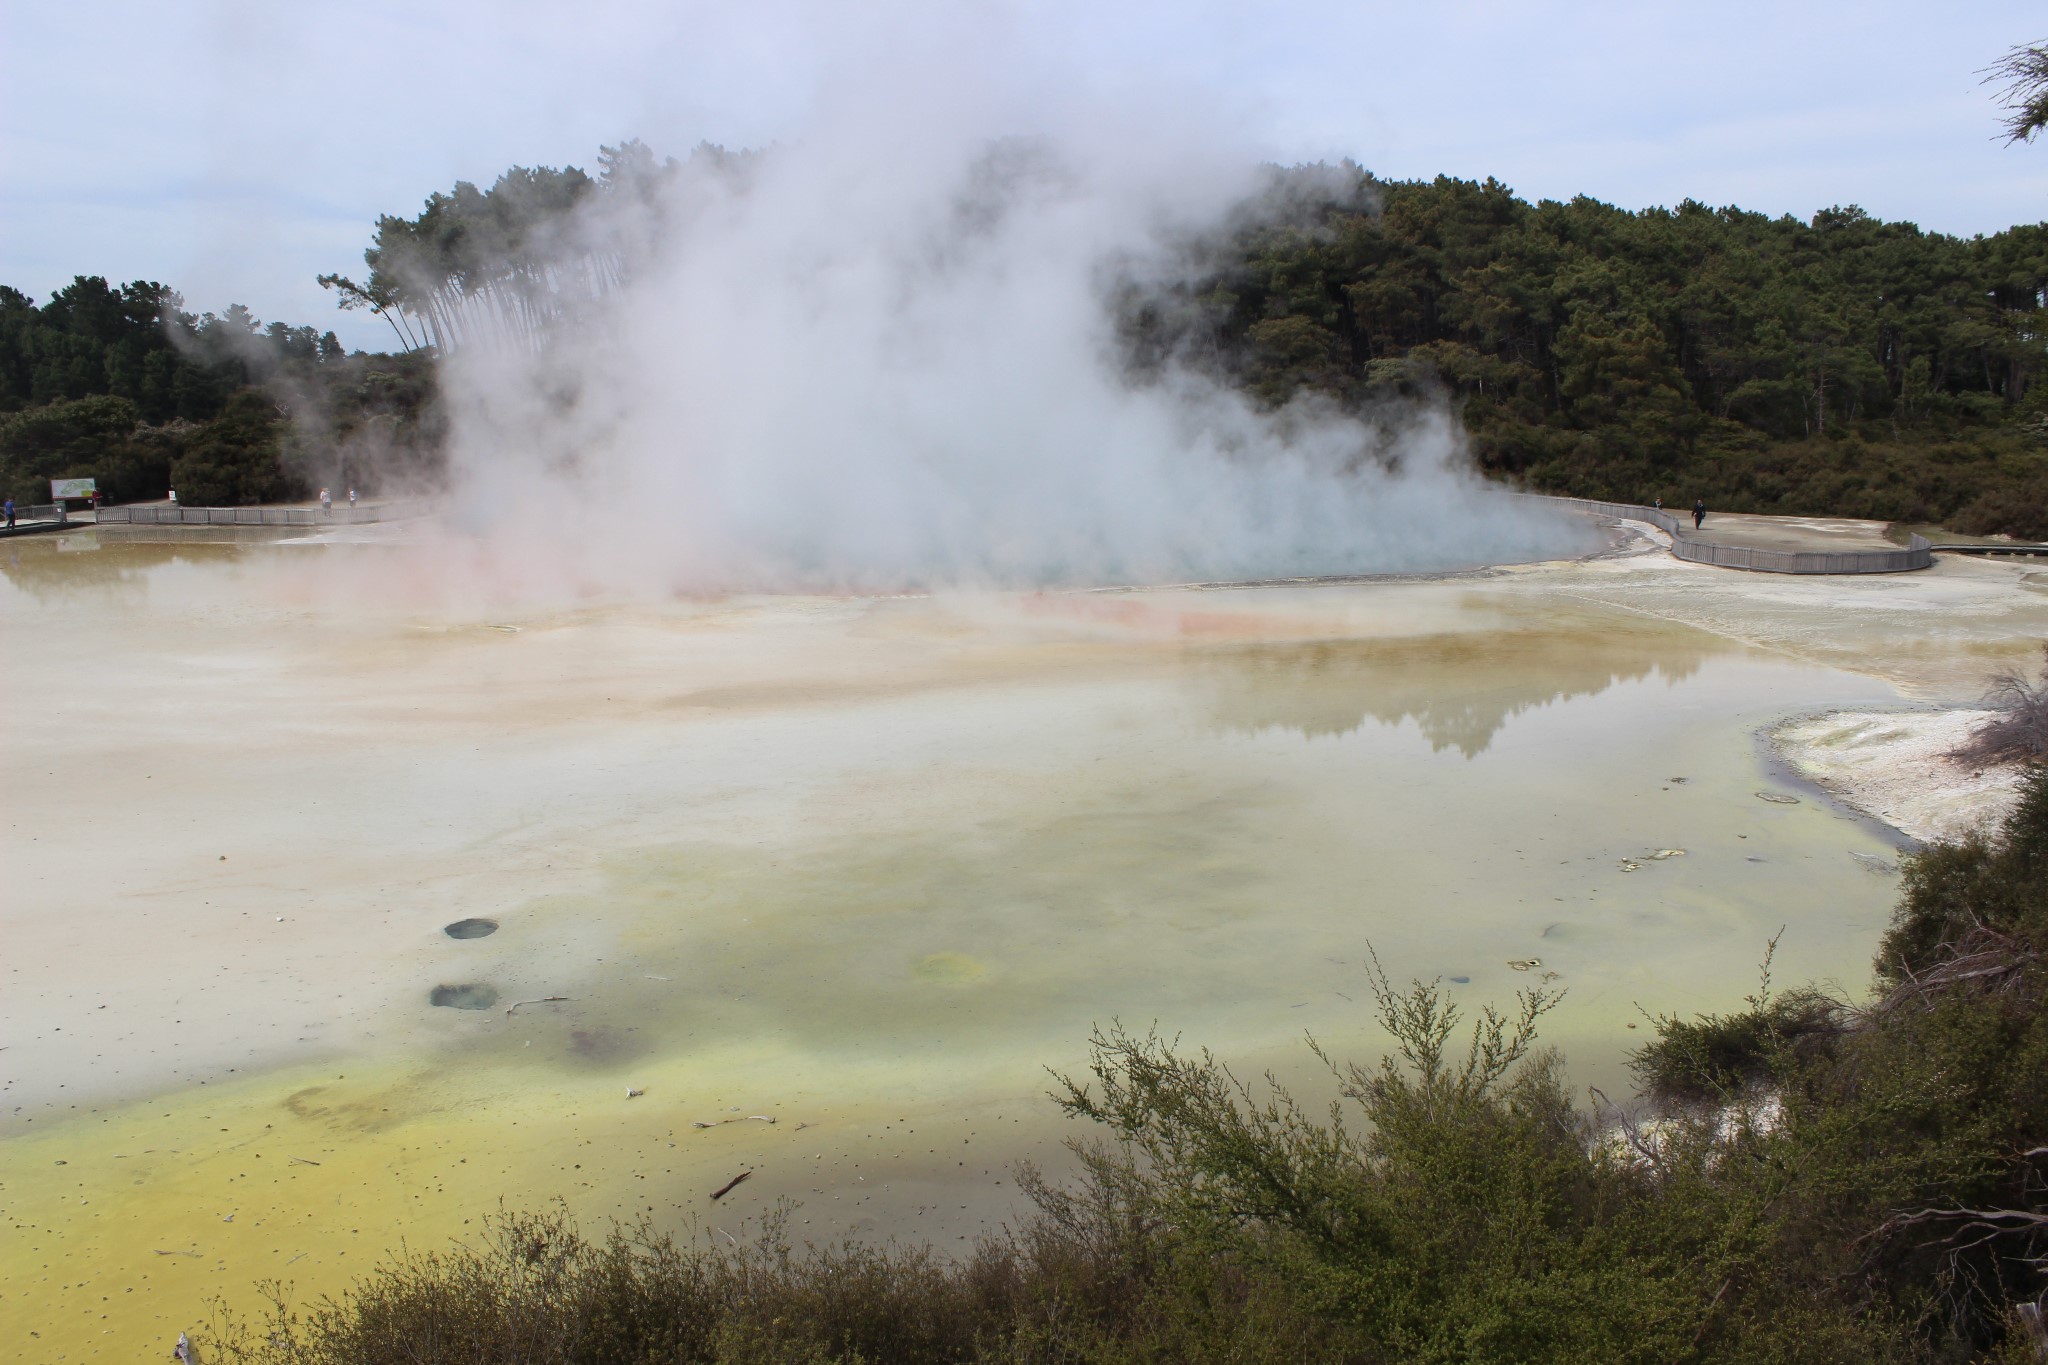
left=1530, top=495, right=1935, bottom=574
left=94, top=498, right=434, bottom=528
left=0, top=504, right=71, bottom=538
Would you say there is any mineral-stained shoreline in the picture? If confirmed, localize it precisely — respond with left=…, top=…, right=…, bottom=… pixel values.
left=1769, top=708, right=2025, bottom=845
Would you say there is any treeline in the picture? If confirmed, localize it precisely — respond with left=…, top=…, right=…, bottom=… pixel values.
left=1139, top=168, right=2048, bottom=537
left=0, top=277, right=438, bottom=507
left=336, top=143, right=2048, bottom=538
left=318, top=138, right=700, bottom=354
left=24, top=145, right=2047, bottom=529
left=211, top=759, right=2048, bottom=1362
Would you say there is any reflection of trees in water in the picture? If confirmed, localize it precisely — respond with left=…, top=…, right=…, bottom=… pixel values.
left=1192, top=628, right=1717, bottom=757
left=0, top=537, right=247, bottom=601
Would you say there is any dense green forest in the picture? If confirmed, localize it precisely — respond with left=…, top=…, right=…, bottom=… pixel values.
left=0, top=277, right=438, bottom=506
left=333, top=141, right=2048, bottom=539
left=9, top=139, right=2045, bottom=534
left=1128, top=170, right=2048, bottom=537
left=211, top=750, right=2048, bottom=1362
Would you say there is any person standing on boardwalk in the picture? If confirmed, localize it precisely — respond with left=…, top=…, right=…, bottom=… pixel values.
left=1693, top=498, right=1706, bottom=530
left=4, top=497, right=14, bottom=529
left=348, top=487, right=358, bottom=514
left=320, top=487, right=332, bottom=517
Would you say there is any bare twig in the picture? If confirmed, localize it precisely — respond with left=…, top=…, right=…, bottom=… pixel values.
left=691, top=1115, right=776, bottom=1129
left=1950, top=643, right=2048, bottom=764
left=1866, top=927, right=2039, bottom=1018
left=1859, top=1204, right=2048, bottom=1249
left=1693, top=1278, right=1733, bottom=1348
left=2017, top=1299, right=2048, bottom=1357
left=1589, top=1087, right=1667, bottom=1171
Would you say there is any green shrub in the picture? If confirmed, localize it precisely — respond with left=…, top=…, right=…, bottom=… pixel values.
left=1882, top=764, right=2048, bottom=981
left=0, top=394, right=141, bottom=502
left=172, top=389, right=297, bottom=506
left=1631, top=982, right=1842, bottom=1104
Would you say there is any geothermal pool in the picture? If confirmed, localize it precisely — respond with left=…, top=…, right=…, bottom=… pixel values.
left=5, top=527, right=2041, bottom=1357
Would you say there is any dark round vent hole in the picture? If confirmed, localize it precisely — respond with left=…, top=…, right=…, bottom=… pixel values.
left=443, top=918, right=499, bottom=940
left=429, top=984, right=499, bottom=1010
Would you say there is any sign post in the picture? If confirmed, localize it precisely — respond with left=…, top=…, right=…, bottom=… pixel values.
left=50, top=477, right=98, bottom=503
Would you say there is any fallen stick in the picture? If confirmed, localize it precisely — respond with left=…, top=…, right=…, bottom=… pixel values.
left=710, top=1171, right=752, bottom=1201
left=154, top=1249, right=201, bottom=1258
left=692, top=1115, right=777, bottom=1129
left=505, top=996, right=570, bottom=1016
left=288, top=1156, right=321, bottom=1166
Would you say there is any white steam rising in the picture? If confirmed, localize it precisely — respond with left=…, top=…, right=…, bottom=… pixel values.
left=433, top=98, right=1589, bottom=592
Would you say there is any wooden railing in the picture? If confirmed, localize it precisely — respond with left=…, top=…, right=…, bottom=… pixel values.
left=1528, top=495, right=1933, bottom=574
left=95, top=499, right=434, bottom=527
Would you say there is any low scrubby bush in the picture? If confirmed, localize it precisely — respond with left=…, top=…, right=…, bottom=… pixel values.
left=1953, top=646, right=2048, bottom=771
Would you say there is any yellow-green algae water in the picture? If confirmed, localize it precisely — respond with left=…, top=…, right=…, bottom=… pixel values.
left=1, top=534, right=1919, bottom=1357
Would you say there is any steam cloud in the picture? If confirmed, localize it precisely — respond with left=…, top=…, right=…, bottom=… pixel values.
left=428, top=91, right=1591, bottom=594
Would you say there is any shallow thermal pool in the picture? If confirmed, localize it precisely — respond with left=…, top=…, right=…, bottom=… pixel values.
left=2, top=532, right=1915, bottom=1355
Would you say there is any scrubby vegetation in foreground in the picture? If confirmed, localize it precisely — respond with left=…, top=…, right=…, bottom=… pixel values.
left=211, top=768, right=2048, bottom=1362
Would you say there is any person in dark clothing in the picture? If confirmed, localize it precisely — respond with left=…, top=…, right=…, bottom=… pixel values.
left=3, top=498, right=13, bottom=529
left=1693, top=498, right=1706, bottom=530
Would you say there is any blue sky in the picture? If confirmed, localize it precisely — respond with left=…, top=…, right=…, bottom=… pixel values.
left=4, top=0, right=2043, bottom=351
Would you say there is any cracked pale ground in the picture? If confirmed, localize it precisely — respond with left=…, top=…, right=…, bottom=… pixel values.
left=4, top=523, right=2043, bottom=1359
